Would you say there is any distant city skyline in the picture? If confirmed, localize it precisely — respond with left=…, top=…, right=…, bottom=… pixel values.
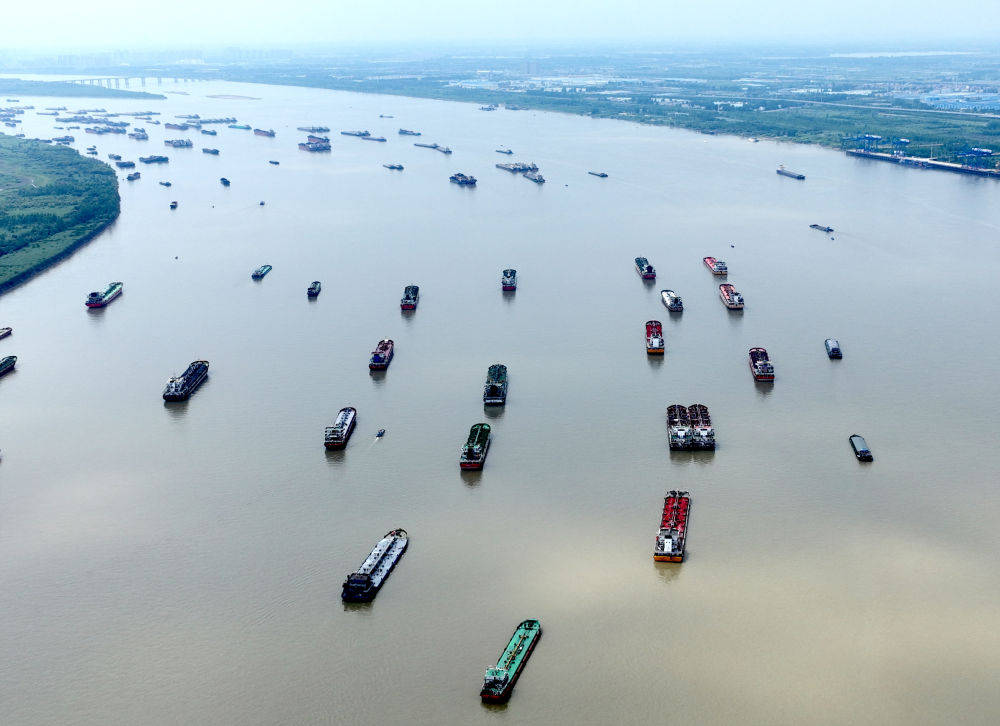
left=3, top=0, right=1000, bottom=51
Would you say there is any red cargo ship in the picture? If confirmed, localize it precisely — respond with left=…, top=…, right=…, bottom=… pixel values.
left=703, top=256, right=728, bottom=275
left=719, top=283, right=744, bottom=310
left=369, top=339, right=394, bottom=370
left=645, top=320, right=664, bottom=355
left=653, top=490, right=690, bottom=562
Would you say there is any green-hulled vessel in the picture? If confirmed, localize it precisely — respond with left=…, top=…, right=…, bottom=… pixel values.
left=459, top=423, right=491, bottom=469
left=480, top=619, right=542, bottom=703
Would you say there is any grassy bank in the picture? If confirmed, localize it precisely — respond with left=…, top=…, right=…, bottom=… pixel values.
left=0, top=135, right=120, bottom=294
left=0, top=78, right=165, bottom=99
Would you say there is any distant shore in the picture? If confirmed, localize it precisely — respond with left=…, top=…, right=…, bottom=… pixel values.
left=0, top=77, right=165, bottom=100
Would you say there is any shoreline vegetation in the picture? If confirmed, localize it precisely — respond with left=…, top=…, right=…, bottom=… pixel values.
left=0, top=78, right=165, bottom=99
left=0, top=135, right=120, bottom=295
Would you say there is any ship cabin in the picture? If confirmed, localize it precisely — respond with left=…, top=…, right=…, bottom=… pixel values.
left=849, top=434, right=873, bottom=462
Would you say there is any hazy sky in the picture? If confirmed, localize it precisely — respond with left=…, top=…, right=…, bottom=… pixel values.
left=3, top=0, right=999, bottom=50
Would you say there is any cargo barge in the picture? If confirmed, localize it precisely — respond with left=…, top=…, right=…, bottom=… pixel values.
left=0, top=355, right=16, bottom=376
left=460, top=423, right=491, bottom=469
left=162, top=360, right=209, bottom=401
left=450, top=173, right=476, bottom=186
left=324, top=407, right=357, bottom=449
left=749, top=347, right=775, bottom=381
left=398, top=129, right=421, bottom=136
left=85, top=281, right=123, bottom=308
left=810, top=224, right=834, bottom=233
left=369, top=339, right=394, bottom=370
left=483, top=364, right=508, bottom=405
left=635, top=257, right=656, bottom=280
left=653, top=491, right=690, bottom=562
left=253, top=128, right=275, bottom=137
left=703, top=256, right=727, bottom=275
left=660, top=289, right=683, bottom=312
left=341, top=529, right=408, bottom=602
left=777, top=165, right=805, bottom=180
left=501, top=269, right=517, bottom=291
left=400, top=285, right=419, bottom=310
left=646, top=320, right=664, bottom=355
left=0, top=327, right=11, bottom=340
left=687, top=404, right=716, bottom=449
left=480, top=620, right=542, bottom=703
left=719, top=283, right=745, bottom=310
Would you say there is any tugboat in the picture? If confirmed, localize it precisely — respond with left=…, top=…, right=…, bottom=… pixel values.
left=646, top=320, right=664, bottom=355
left=719, top=283, right=745, bottom=310
left=0, top=355, right=16, bottom=376
left=341, top=528, right=408, bottom=602
left=653, top=491, right=691, bottom=562
left=666, top=404, right=692, bottom=450
left=162, top=360, right=209, bottom=401
left=660, top=289, right=683, bottom=312
left=400, top=285, right=419, bottom=310
left=748, top=347, right=775, bottom=381
left=687, top=404, right=715, bottom=450
left=459, top=423, right=491, bottom=469
left=251, top=265, right=272, bottom=280
left=220, top=177, right=230, bottom=186
left=369, top=339, right=394, bottom=370
left=703, top=256, right=727, bottom=275
left=0, top=327, right=11, bottom=340
left=825, top=338, right=842, bottom=359
left=501, top=269, right=517, bottom=291
left=849, top=434, right=873, bottom=462
left=324, top=406, right=357, bottom=449
left=307, top=281, right=321, bottom=297
left=480, top=620, right=542, bottom=703
left=85, top=281, right=123, bottom=308
left=450, top=173, right=477, bottom=186
left=634, top=257, right=656, bottom=280
left=483, top=364, right=508, bottom=405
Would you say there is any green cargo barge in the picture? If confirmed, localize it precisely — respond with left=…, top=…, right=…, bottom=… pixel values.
left=480, top=619, right=542, bottom=703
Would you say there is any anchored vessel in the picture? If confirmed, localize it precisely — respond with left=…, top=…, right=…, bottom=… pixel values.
left=398, top=129, right=421, bottom=136
left=362, top=135, right=387, bottom=142
left=169, top=201, right=178, bottom=209
left=297, top=126, right=330, bottom=133
left=849, top=434, right=873, bottom=462
left=202, top=148, right=219, bottom=155
left=825, top=338, right=842, bottom=358
left=810, top=224, right=834, bottom=233
left=483, top=364, right=508, bottom=405
left=588, top=171, right=608, bottom=177
left=220, top=177, right=230, bottom=186
left=400, top=285, right=419, bottom=310
left=341, top=130, right=371, bottom=138
left=414, top=142, right=452, bottom=154
left=0, top=327, right=11, bottom=340
left=85, top=281, right=123, bottom=308
left=646, top=320, right=665, bottom=355
left=653, top=491, right=691, bottom=562
left=0, top=355, right=15, bottom=376
left=229, top=124, right=251, bottom=130
left=667, top=405, right=692, bottom=450
left=324, top=407, right=357, bottom=449
left=719, top=283, right=745, bottom=310
left=307, top=281, right=321, bottom=297
left=635, top=257, right=656, bottom=280
left=383, top=163, right=403, bottom=170
left=480, top=620, right=542, bottom=703
left=450, top=173, right=477, bottom=186
left=524, top=171, right=545, bottom=184
left=162, top=360, right=209, bottom=401
left=251, top=265, right=272, bottom=280
left=369, top=339, right=394, bottom=370
left=687, top=404, right=716, bottom=449
left=501, top=269, right=517, bottom=291
left=341, top=529, right=408, bottom=602
left=703, top=256, right=727, bottom=275
left=496, top=162, right=538, bottom=173
left=253, top=128, right=276, bottom=137
left=139, top=155, right=168, bottom=164
left=495, top=147, right=514, bottom=154
left=125, top=172, right=140, bottom=181
left=777, top=164, right=805, bottom=180
left=460, top=423, right=491, bottom=469
left=749, top=347, right=775, bottom=381
left=661, top=289, right=683, bottom=312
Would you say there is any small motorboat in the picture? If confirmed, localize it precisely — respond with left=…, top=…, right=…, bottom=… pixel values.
left=259, top=201, right=265, bottom=206
left=169, top=201, right=178, bottom=209
left=825, top=338, right=842, bottom=359
left=376, top=429, right=386, bottom=438
left=268, top=160, right=279, bottom=165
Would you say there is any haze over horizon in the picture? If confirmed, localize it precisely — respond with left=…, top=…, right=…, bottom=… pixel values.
left=3, top=0, right=999, bottom=52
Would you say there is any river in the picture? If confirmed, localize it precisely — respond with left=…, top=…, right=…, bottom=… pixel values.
left=1, top=80, right=999, bottom=726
